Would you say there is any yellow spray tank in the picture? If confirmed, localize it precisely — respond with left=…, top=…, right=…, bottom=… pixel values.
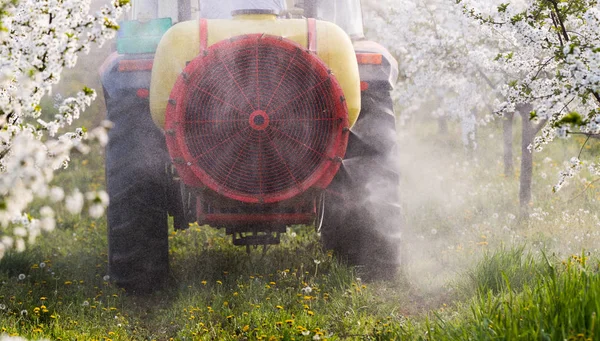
left=149, top=13, right=361, bottom=129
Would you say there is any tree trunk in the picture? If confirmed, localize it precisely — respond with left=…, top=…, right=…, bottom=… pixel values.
left=517, top=103, right=538, bottom=217
left=503, top=112, right=515, bottom=177
left=519, top=110, right=533, bottom=216
left=438, top=116, right=448, bottom=134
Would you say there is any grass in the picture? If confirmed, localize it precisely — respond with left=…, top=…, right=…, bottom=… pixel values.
left=1, top=110, right=600, bottom=339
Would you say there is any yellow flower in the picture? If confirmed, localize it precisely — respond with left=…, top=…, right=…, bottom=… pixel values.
left=201, top=280, right=207, bottom=285
left=233, top=292, right=238, bottom=296
left=64, top=281, right=72, bottom=285
left=307, top=311, right=314, bottom=316
left=276, top=305, right=283, bottom=310
left=216, top=280, right=222, bottom=285
left=242, top=325, right=250, bottom=332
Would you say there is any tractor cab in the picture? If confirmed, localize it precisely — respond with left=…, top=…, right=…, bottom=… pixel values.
left=126, top=0, right=364, bottom=38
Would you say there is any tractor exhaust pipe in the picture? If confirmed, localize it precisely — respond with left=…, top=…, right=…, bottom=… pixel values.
left=303, top=0, right=316, bottom=18
left=178, top=0, right=191, bottom=21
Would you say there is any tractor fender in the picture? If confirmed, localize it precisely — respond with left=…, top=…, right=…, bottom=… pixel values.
left=353, top=40, right=398, bottom=91
left=99, top=52, right=155, bottom=100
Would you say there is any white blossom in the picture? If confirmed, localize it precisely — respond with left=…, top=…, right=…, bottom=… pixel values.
left=0, top=0, right=128, bottom=258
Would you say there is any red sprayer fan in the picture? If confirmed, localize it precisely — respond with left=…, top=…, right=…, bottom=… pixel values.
left=165, top=34, right=349, bottom=205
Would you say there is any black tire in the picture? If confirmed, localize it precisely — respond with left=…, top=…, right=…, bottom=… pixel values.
left=321, top=85, right=403, bottom=281
left=104, top=90, right=172, bottom=294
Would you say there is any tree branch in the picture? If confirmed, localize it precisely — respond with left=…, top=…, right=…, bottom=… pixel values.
left=532, top=57, right=554, bottom=81
left=550, top=0, right=570, bottom=42
left=567, top=177, right=600, bottom=203
left=550, top=11, right=564, bottom=48
left=534, top=118, right=548, bottom=133
left=592, top=90, right=600, bottom=106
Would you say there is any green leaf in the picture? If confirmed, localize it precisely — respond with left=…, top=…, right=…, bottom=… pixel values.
left=530, top=111, right=538, bottom=120
left=82, top=86, right=94, bottom=96
left=557, top=112, right=584, bottom=126
left=498, top=3, right=509, bottom=12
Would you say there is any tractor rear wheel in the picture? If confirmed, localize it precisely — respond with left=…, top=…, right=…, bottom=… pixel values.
left=104, top=93, right=172, bottom=294
left=321, top=87, right=402, bottom=280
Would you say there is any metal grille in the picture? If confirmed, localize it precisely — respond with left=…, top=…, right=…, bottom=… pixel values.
left=166, top=34, right=348, bottom=204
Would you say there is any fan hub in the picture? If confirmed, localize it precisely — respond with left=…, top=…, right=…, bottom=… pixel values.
left=249, top=110, right=269, bottom=131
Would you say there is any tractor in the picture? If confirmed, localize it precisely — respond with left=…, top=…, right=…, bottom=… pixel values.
left=100, top=0, right=402, bottom=293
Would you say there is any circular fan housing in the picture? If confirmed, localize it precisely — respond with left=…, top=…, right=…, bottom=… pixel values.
left=166, top=34, right=349, bottom=204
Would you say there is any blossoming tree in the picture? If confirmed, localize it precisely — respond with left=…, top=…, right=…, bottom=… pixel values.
left=457, top=0, right=600, bottom=210
left=363, top=0, right=503, bottom=148
left=364, top=0, right=600, bottom=213
left=0, top=0, right=128, bottom=258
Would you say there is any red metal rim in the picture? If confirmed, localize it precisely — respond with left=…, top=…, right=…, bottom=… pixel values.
left=166, top=34, right=349, bottom=204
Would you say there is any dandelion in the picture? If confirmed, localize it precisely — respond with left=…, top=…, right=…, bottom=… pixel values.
left=313, top=259, right=321, bottom=265
left=39, top=262, right=46, bottom=268
left=18, top=273, right=26, bottom=280
left=307, top=310, right=314, bottom=316
left=313, top=334, right=321, bottom=340
left=430, top=228, right=438, bottom=235
left=276, top=305, right=283, bottom=310
left=0, top=304, right=5, bottom=310
left=216, top=280, right=222, bottom=285
left=103, top=275, right=110, bottom=281
left=302, top=286, right=312, bottom=294
left=242, top=325, right=250, bottom=332
left=302, top=330, right=310, bottom=336
left=20, top=309, right=28, bottom=316
left=82, top=301, right=89, bottom=307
